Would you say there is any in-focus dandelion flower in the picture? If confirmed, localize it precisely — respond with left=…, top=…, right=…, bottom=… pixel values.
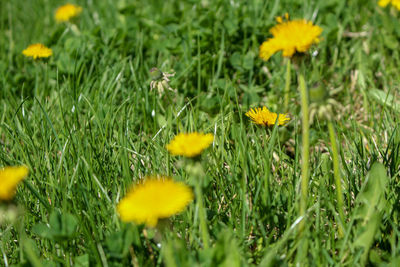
left=0, top=166, right=29, bottom=201
left=259, top=16, right=322, bottom=61
left=246, top=107, right=290, bottom=126
left=117, top=177, right=193, bottom=227
left=378, top=0, right=400, bottom=10
left=22, top=44, right=52, bottom=59
left=55, top=3, right=82, bottom=22
left=166, top=132, right=214, bottom=157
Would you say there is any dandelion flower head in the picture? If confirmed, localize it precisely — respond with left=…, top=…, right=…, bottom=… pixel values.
left=166, top=132, right=214, bottom=157
left=259, top=15, right=322, bottom=61
left=0, top=166, right=29, bottom=201
left=55, top=3, right=82, bottom=22
left=246, top=107, right=290, bottom=126
left=378, top=0, right=400, bottom=10
left=22, top=44, right=52, bottom=59
left=117, top=177, right=193, bottom=227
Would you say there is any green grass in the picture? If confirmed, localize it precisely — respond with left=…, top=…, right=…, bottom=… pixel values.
left=1, top=0, right=400, bottom=266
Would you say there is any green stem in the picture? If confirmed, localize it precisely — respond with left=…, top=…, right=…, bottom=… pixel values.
left=194, top=180, right=210, bottom=249
left=66, top=250, right=72, bottom=267
left=295, top=73, right=310, bottom=265
left=163, top=240, right=178, bottom=267
left=18, top=221, right=42, bottom=267
left=327, top=120, right=345, bottom=237
left=263, top=123, right=280, bottom=206
left=263, top=131, right=271, bottom=205
left=298, top=73, right=310, bottom=234
left=284, top=59, right=291, bottom=112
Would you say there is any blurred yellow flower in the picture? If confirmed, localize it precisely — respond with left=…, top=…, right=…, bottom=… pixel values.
left=55, top=3, right=82, bottom=22
left=117, top=177, right=193, bottom=227
left=166, top=132, right=214, bottom=157
left=0, top=166, right=29, bottom=201
left=246, top=107, right=290, bottom=126
left=378, top=0, right=400, bottom=10
left=22, top=44, right=52, bottom=59
left=259, top=17, right=322, bottom=61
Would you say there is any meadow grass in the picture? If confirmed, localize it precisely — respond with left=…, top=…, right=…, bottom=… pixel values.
left=1, top=0, right=400, bottom=266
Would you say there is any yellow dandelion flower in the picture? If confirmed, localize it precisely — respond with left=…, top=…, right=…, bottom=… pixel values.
left=245, top=107, right=290, bottom=126
left=259, top=18, right=322, bottom=61
left=117, top=177, right=193, bottom=227
left=166, top=132, right=214, bottom=157
left=0, top=166, right=29, bottom=201
left=55, top=3, right=82, bottom=22
left=22, top=44, right=52, bottom=59
left=378, top=0, right=400, bottom=10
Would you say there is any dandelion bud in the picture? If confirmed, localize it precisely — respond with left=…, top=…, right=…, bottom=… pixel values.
left=150, top=67, right=163, bottom=81
left=309, top=85, right=328, bottom=103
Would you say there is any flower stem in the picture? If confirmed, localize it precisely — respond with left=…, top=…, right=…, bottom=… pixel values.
left=263, top=130, right=271, bottom=205
left=298, top=73, right=310, bottom=234
left=186, top=161, right=210, bottom=249
left=295, top=73, right=310, bottom=265
left=284, top=59, right=291, bottom=112
left=194, top=179, right=210, bottom=249
left=327, top=120, right=345, bottom=237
